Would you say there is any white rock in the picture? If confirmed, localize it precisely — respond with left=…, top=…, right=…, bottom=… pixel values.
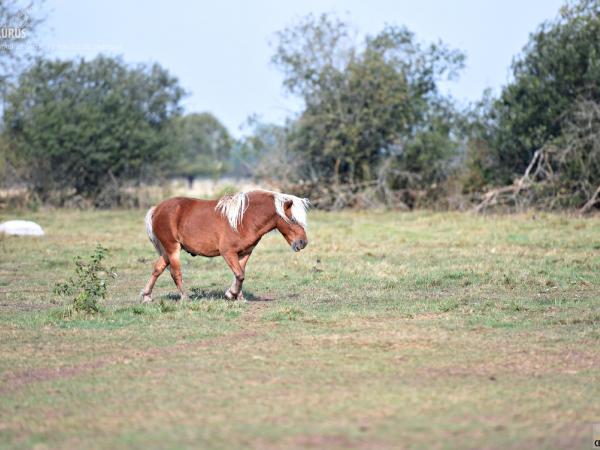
left=0, top=220, right=45, bottom=236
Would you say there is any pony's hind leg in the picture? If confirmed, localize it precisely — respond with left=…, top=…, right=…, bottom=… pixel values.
left=141, top=255, right=168, bottom=303
left=166, top=245, right=186, bottom=301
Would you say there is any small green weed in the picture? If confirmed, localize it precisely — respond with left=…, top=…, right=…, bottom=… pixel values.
left=53, top=244, right=116, bottom=314
left=159, top=298, right=177, bottom=313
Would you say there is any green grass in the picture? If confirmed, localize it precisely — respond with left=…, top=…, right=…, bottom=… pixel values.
left=0, top=209, right=599, bottom=449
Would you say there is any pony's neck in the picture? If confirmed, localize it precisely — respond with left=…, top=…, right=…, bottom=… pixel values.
left=248, top=196, right=280, bottom=237
left=255, top=215, right=278, bottom=237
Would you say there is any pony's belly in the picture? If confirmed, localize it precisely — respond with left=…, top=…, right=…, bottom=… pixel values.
left=239, top=245, right=256, bottom=257
left=181, top=242, right=220, bottom=258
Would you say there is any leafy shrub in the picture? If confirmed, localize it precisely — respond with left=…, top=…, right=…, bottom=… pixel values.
left=474, top=0, right=600, bottom=185
left=267, top=14, right=465, bottom=204
left=54, top=245, right=116, bottom=314
left=3, top=55, right=184, bottom=205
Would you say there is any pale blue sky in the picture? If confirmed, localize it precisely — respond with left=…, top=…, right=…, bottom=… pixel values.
left=40, top=0, right=564, bottom=136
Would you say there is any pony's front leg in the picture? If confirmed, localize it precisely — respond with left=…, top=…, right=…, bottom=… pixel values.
left=222, top=252, right=250, bottom=300
left=230, top=253, right=252, bottom=300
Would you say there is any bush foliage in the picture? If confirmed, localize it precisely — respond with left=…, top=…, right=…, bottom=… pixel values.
left=267, top=14, right=465, bottom=207
left=468, top=0, right=600, bottom=207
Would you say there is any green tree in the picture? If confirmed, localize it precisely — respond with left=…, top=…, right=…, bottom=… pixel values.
left=170, top=112, right=233, bottom=187
left=271, top=14, right=465, bottom=190
left=3, top=55, right=184, bottom=204
left=480, top=0, right=600, bottom=184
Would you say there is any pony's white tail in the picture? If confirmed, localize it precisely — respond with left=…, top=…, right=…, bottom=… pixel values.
left=145, top=207, right=163, bottom=256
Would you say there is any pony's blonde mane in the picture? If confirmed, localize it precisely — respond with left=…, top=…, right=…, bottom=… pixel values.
left=215, top=192, right=249, bottom=231
left=216, top=190, right=309, bottom=231
left=273, top=192, right=309, bottom=229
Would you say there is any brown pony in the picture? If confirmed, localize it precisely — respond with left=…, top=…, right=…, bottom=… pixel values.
left=140, top=190, right=309, bottom=302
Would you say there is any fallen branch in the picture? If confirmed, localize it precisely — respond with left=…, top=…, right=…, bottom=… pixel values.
left=473, top=147, right=548, bottom=213
left=579, top=184, right=600, bottom=214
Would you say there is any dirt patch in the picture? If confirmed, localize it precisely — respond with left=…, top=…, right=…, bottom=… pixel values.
left=0, top=299, right=56, bottom=313
left=0, top=329, right=259, bottom=395
left=482, top=422, right=589, bottom=450
left=290, top=434, right=382, bottom=449
left=256, top=434, right=390, bottom=450
left=418, top=348, right=600, bottom=380
left=298, top=333, right=434, bottom=352
left=1, top=359, right=107, bottom=393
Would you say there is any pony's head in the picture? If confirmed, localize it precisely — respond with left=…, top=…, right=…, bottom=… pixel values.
left=216, top=190, right=310, bottom=251
left=273, top=193, right=310, bottom=252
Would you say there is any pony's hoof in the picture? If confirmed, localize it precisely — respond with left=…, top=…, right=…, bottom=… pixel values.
left=238, top=292, right=245, bottom=301
left=225, top=289, right=236, bottom=300
left=141, top=294, right=152, bottom=304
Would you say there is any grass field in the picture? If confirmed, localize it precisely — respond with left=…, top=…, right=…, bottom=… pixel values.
left=0, top=208, right=599, bottom=449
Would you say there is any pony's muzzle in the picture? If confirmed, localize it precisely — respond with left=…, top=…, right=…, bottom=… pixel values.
left=292, top=239, right=307, bottom=252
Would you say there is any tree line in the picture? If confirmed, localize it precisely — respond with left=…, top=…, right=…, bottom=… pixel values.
left=0, top=0, right=599, bottom=211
